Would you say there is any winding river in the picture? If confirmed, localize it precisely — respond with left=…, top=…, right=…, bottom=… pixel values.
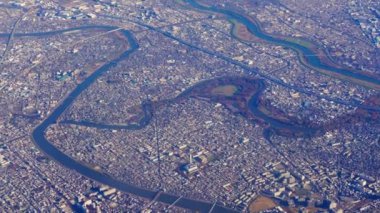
left=185, top=0, right=380, bottom=91
left=0, top=0, right=377, bottom=212
left=17, top=27, right=235, bottom=212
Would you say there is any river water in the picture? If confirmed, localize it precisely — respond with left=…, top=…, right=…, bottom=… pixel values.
left=8, top=0, right=378, bottom=211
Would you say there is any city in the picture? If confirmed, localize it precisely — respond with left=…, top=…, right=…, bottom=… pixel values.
left=0, top=0, right=379, bottom=212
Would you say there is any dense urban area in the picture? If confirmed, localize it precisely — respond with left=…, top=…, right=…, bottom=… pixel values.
left=0, top=0, right=379, bottom=212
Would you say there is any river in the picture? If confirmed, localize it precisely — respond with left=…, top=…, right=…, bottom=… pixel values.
left=185, top=0, right=380, bottom=91
left=3, top=0, right=378, bottom=211
left=22, top=26, right=237, bottom=212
